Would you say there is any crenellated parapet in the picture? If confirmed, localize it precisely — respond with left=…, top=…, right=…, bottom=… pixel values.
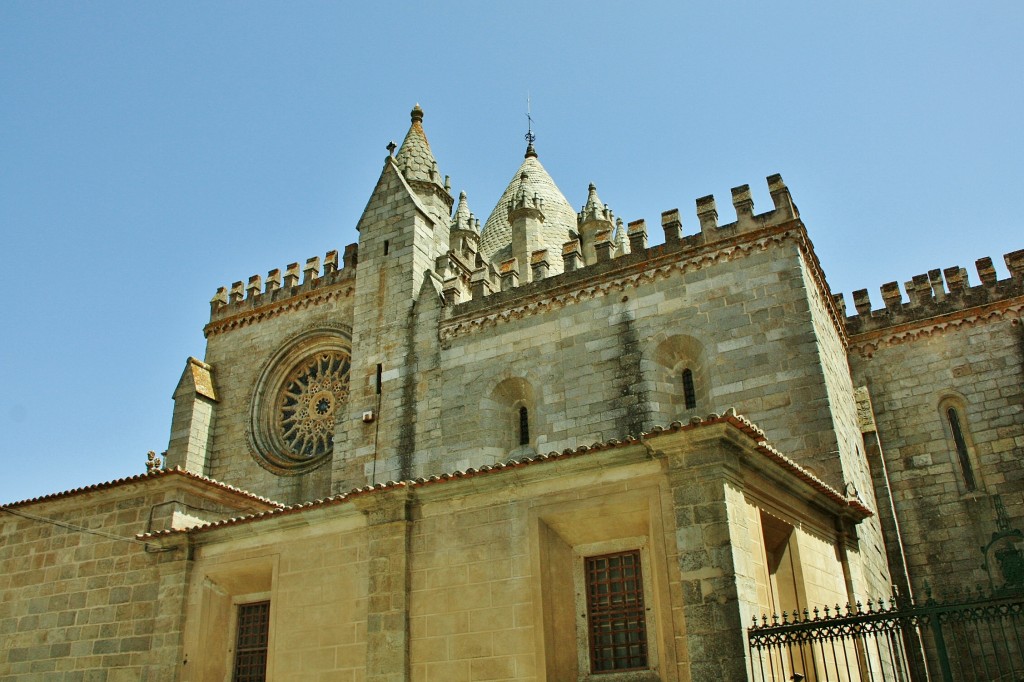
left=841, top=250, right=1024, bottom=353
left=440, top=174, right=819, bottom=340
left=205, top=244, right=358, bottom=336
left=451, top=173, right=801, bottom=304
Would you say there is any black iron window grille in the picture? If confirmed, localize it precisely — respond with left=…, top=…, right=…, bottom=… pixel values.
left=585, top=550, right=648, bottom=673
left=233, top=601, right=270, bottom=682
left=518, top=406, right=530, bottom=446
left=681, top=369, right=696, bottom=410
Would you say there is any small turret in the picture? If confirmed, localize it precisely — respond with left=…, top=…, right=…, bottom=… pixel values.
left=508, top=173, right=546, bottom=282
left=452, top=191, right=473, bottom=231
left=614, top=218, right=630, bottom=257
left=450, top=191, right=481, bottom=262
left=577, top=183, right=616, bottom=265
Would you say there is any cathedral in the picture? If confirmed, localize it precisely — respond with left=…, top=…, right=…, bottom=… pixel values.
left=2, top=105, right=1022, bottom=681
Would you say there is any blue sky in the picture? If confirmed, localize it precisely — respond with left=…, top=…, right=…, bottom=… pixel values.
left=1, top=2, right=1021, bottom=503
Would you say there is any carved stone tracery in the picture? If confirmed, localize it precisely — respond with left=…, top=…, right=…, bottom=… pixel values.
left=248, top=327, right=351, bottom=475
left=277, top=351, right=350, bottom=460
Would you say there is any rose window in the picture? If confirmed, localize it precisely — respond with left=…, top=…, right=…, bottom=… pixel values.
left=275, top=351, right=350, bottom=460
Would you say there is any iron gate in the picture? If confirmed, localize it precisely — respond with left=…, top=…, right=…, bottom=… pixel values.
left=747, top=589, right=1024, bottom=681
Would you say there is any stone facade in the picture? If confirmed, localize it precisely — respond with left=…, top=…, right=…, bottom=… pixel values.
left=161, top=416, right=867, bottom=681
left=0, top=471, right=276, bottom=679
left=846, top=255, right=1024, bottom=597
left=1, top=106, right=1021, bottom=680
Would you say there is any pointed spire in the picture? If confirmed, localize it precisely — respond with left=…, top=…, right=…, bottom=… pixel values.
left=451, top=191, right=477, bottom=232
left=395, top=104, right=442, bottom=186
left=578, top=183, right=613, bottom=225
left=615, top=217, right=630, bottom=256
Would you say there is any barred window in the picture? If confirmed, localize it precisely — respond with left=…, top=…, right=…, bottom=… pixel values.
left=681, top=369, right=696, bottom=410
left=233, top=601, right=270, bottom=682
left=585, top=550, right=648, bottom=673
left=519, top=406, right=530, bottom=446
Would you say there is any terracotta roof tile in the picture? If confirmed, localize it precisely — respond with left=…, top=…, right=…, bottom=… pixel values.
left=137, top=411, right=871, bottom=541
left=3, top=467, right=282, bottom=510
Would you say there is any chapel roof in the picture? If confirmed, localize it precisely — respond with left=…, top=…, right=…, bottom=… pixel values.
left=1, top=466, right=282, bottom=510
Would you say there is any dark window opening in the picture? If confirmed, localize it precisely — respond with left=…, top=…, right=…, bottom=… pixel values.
left=383, top=239, right=390, bottom=255
left=518, top=406, right=530, bottom=446
left=233, top=601, right=270, bottom=682
left=946, top=407, right=977, bottom=491
left=585, top=550, right=648, bottom=673
left=375, top=364, right=383, bottom=395
left=681, top=368, right=696, bottom=410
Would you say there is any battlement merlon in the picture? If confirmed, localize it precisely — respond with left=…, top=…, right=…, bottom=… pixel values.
left=208, top=245, right=358, bottom=321
left=842, top=249, right=1024, bottom=336
left=689, top=174, right=799, bottom=239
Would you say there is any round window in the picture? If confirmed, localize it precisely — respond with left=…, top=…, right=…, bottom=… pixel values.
left=249, top=331, right=350, bottom=474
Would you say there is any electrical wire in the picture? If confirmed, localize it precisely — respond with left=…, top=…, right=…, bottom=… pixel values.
left=0, top=505, right=175, bottom=552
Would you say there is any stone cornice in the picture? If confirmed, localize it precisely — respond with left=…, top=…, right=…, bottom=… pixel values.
left=849, top=298, right=1024, bottom=357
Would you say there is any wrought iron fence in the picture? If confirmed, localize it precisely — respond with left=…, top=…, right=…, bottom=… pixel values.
left=747, top=588, right=1024, bottom=681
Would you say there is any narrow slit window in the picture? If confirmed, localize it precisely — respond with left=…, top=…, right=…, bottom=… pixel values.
left=681, top=368, right=696, bottom=410
left=518, top=406, right=530, bottom=446
left=375, top=364, right=383, bottom=395
left=233, top=601, right=270, bottom=682
left=585, top=550, right=648, bottom=673
left=946, top=407, right=977, bottom=491
left=383, top=239, right=390, bottom=255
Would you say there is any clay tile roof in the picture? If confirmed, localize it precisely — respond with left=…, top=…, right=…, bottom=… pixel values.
left=2, top=467, right=282, bottom=509
left=136, top=411, right=871, bottom=541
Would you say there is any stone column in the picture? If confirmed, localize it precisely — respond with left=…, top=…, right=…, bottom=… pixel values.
left=355, top=488, right=414, bottom=682
left=662, top=426, right=752, bottom=680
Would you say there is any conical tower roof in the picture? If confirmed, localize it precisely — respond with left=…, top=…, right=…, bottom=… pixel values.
left=395, top=104, right=442, bottom=186
left=479, top=148, right=577, bottom=268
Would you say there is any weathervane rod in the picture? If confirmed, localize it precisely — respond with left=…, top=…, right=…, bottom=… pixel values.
left=525, top=91, right=536, bottom=146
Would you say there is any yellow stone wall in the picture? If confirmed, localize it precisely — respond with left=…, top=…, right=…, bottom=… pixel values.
left=0, top=473, right=268, bottom=680
left=168, top=424, right=866, bottom=682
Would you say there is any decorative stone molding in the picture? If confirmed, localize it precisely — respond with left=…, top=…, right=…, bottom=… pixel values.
left=440, top=223, right=842, bottom=342
left=849, top=300, right=1024, bottom=357
left=204, top=281, right=355, bottom=338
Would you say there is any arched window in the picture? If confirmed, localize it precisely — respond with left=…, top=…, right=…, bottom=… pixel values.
left=519, top=406, right=530, bottom=446
left=651, top=334, right=708, bottom=424
left=485, top=377, right=537, bottom=455
left=681, top=369, right=696, bottom=410
left=945, top=406, right=977, bottom=492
